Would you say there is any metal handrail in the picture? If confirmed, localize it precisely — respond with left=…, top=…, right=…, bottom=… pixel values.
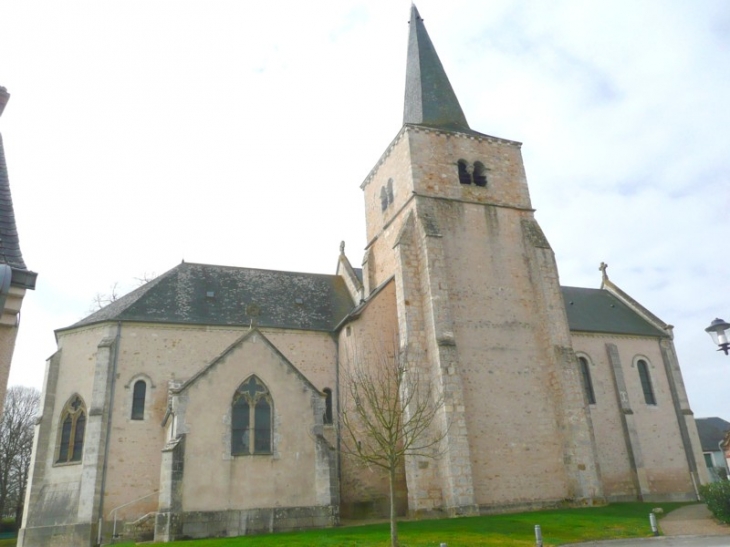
left=106, top=490, right=158, bottom=543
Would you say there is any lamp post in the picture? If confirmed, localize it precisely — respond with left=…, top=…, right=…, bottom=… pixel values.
left=705, top=318, right=730, bottom=355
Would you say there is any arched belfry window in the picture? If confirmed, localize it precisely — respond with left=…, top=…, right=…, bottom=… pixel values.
left=386, top=178, right=394, bottom=204
left=578, top=356, right=596, bottom=405
left=232, top=376, right=273, bottom=455
left=131, top=380, right=146, bottom=420
left=637, top=359, right=656, bottom=405
left=457, top=159, right=471, bottom=185
left=56, top=394, right=86, bottom=464
left=473, top=161, right=487, bottom=187
left=380, top=187, right=389, bottom=211
left=380, top=179, right=395, bottom=211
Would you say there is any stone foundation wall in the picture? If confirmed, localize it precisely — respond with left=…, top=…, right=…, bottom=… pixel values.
left=16, top=522, right=94, bottom=547
left=156, top=505, right=338, bottom=541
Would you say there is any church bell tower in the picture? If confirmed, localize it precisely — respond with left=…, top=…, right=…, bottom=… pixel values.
left=359, top=6, right=603, bottom=514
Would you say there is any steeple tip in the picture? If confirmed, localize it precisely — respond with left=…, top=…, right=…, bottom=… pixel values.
left=403, top=5, right=469, bottom=132
left=0, top=87, right=9, bottom=118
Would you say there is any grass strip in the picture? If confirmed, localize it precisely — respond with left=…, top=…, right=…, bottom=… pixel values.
left=107, top=502, right=690, bottom=547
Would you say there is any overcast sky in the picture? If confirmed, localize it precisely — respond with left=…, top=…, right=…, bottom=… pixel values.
left=2, top=1, right=729, bottom=419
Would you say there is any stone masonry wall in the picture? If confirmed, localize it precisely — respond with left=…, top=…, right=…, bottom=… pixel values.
left=571, top=332, right=698, bottom=500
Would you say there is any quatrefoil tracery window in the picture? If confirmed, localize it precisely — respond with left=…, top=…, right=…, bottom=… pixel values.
left=232, top=376, right=273, bottom=455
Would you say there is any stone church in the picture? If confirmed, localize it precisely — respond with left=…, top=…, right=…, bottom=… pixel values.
left=20, top=6, right=708, bottom=546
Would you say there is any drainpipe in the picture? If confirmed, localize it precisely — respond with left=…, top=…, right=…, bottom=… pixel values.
left=97, top=322, right=122, bottom=546
left=334, top=332, right=342, bottom=510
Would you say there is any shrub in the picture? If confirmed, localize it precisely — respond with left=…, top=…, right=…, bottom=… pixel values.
left=0, top=518, right=16, bottom=533
left=700, top=480, right=730, bottom=524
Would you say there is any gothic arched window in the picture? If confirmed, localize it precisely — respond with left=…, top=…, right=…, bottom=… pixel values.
left=232, top=376, right=273, bottom=455
left=56, top=394, right=86, bottom=464
left=578, top=356, right=596, bottom=405
left=131, top=380, right=146, bottom=420
left=637, top=359, right=656, bottom=405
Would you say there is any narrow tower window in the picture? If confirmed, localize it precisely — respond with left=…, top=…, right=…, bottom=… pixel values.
left=380, top=186, right=389, bottom=211
left=323, top=388, right=333, bottom=424
left=457, top=160, right=471, bottom=185
left=578, top=357, right=596, bottom=405
left=386, top=178, right=394, bottom=205
left=131, top=380, right=146, bottom=420
left=473, top=161, right=487, bottom=187
left=232, top=376, right=273, bottom=455
left=637, top=359, right=656, bottom=405
left=56, top=394, right=86, bottom=464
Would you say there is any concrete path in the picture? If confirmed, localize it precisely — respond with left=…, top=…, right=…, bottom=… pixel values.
left=564, top=504, right=730, bottom=546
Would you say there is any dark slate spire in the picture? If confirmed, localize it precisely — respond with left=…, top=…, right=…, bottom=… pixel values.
left=0, top=87, right=36, bottom=289
left=403, top=5, right=470, bottom=132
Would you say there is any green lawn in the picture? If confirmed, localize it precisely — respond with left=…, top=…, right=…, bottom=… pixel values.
left=107, top=502, right=690, bottom=547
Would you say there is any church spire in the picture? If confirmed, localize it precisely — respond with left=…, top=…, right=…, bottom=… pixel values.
left=403, top=4, right=470, bottom=132
left=0, top=87, right=35, bottom=288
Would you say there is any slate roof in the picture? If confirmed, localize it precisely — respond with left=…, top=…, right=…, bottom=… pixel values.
left=695, top=417, right=730, bottom=452
left=64, top=261, right=668, bottom=340
left=0, top=88, right=36, bottom=290
left=65, top=262, right=355, bottom=332
left=561, top=286, right=667, bottom=338
left=403, top=5, right=470, bottom=133
left=0, top=132, right=28, bottom=272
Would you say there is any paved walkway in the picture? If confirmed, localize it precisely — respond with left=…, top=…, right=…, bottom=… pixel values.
left=565, top=504, right=730, bottom=546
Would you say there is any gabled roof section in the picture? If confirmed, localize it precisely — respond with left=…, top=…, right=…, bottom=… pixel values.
left=0, top=87, right=36, bottom=290
left=561, top=286, right=668, bottom=338
left=695, top=417, right=730, bottom=452
left=173, top=328, right=321, bottom=396
left=601, top=274, right=673, bottom=336
left=403, top=5, right=470, bottom=132
left=64, top=261, right=356, bottom=332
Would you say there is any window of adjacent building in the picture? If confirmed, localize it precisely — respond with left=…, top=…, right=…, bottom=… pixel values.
left=131, top=380, right=146, bottom=420
left=578, top=356, right=596, bottom=405
left=232, top=376, right=273, bottom=455
left=56, top=394, right=86, bottom=464
left=637, top=359, right=657, bottom=405
left=323, top=388, right=333, bottom=425
left=704, top=453, right=714, bottom=468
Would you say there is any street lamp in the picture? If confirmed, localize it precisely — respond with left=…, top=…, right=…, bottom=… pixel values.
left=706, top=318, right=730, bottom=355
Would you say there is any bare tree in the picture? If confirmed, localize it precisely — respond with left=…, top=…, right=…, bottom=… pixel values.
left=88, top=273, right=158, bottom=313
left=89, top=281, right=121, bottom=312
left=133, top=271, right=157, bottom=287
left=339, top=341, right=446, bottom=547
left=0, top=386, right=40, bottom=523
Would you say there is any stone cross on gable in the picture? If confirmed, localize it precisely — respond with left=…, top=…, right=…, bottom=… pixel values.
left=599, top=262, right=609, bottom=281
